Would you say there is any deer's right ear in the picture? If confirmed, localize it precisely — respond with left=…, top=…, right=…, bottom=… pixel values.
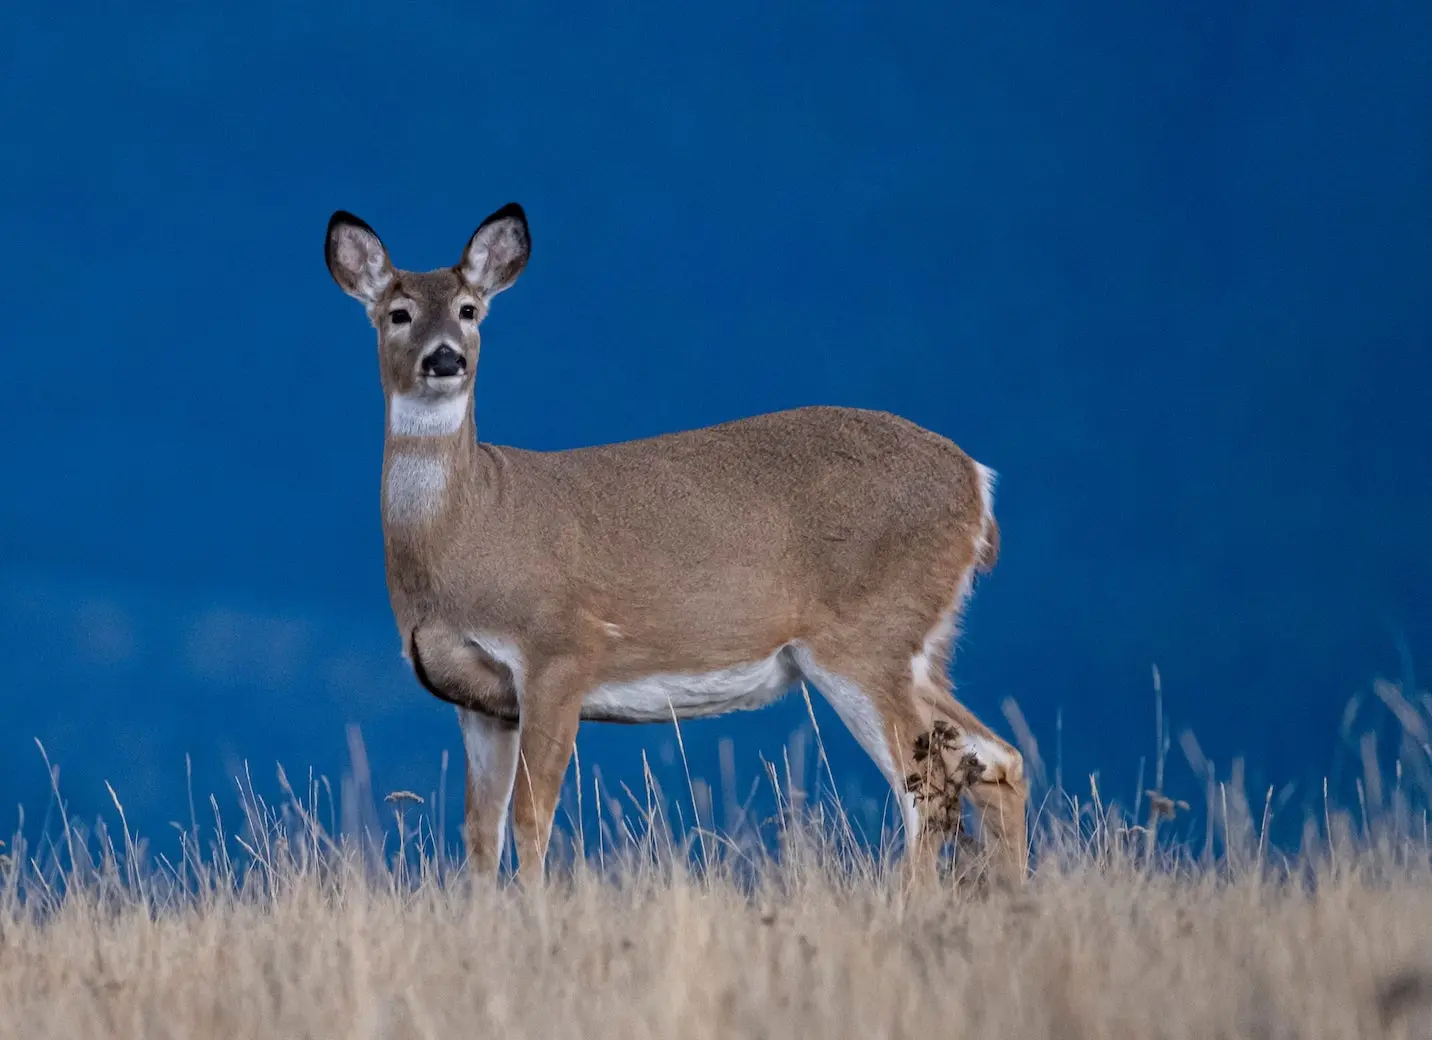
left=326, top=211, right=394, bottom=306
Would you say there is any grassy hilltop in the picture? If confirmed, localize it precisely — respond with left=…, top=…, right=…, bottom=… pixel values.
left=3, top=682, right=1431, bottom=1040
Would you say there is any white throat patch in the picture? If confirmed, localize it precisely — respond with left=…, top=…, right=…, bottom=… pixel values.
left=385, top=454, right=448, bottom=524
left=388, top=392, right=469, bottom=438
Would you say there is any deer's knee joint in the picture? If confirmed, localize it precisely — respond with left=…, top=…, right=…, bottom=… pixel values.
left=955, top=733, right=1024, bottom=789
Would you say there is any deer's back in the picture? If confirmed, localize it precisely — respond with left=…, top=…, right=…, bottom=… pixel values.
left=504, top=405, right=990, bottom=600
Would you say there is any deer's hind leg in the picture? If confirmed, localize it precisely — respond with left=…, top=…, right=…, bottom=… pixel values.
left=912, top=598, right=1028, bottom=880
left=791, top=641, right=957, bottom=885
left=794, top=588, right=1027, bottom=885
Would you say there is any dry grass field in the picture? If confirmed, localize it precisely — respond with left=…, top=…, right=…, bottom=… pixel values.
left=4, top=682, right=1432, bottom=1040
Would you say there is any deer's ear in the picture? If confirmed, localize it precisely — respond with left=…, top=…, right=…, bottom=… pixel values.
left=326, top=211, right=394, bottom=305
left=459, top=203, right=530, bottom=298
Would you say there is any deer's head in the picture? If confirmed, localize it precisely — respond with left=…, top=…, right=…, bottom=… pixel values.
left=325, top=204, right=530, bottom=401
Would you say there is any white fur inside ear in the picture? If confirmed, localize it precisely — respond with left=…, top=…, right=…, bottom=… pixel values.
left=334, top=225, right=392, bottom=302
left=461, top=218, right=527, bottom=295
left=461, top=245, right=491, bottom=289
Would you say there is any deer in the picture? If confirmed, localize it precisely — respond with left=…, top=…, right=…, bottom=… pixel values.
left=324, top=202, right=1028, bottom=885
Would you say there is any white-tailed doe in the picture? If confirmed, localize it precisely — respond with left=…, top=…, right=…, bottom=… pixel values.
left=325, top=204, right=1027, bottom=882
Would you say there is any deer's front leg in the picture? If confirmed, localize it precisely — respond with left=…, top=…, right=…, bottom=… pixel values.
left=457, top=708, right=520, bottom=878
left=510, top=657, right=585, bottom=882
left=409, top=625, right=522, bottom=878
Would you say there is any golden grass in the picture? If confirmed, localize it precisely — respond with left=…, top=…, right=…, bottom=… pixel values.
left=3, top=843, right=1431, bottom=1040
left=4, top=680, right=1432, bottom=1040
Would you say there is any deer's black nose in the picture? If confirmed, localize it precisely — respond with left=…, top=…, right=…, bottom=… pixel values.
left=421, top=344, right=466, bottom=379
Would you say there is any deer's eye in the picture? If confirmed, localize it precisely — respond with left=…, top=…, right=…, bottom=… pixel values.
left=390, top=309, right=411, bottom=325
left=459, top=304, right=477, bottom=321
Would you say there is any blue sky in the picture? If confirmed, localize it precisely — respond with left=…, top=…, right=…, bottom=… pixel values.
left=2, top=1, right=1429, bottom=848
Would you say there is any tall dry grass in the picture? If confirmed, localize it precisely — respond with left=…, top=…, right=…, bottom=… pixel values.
left=3, top=678, right=1432, bottom=1040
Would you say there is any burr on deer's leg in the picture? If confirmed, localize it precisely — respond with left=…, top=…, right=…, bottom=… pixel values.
left=918, top=684, right=1029, bottom=881
left=793, top=643, right=954, bottom=885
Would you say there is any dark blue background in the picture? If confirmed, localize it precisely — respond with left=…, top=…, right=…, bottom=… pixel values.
left=3, top=2, right=1429, bottom=849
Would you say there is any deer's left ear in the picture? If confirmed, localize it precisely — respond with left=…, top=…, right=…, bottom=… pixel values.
left=459, top=203, right=530, bottom=298
left=326, top=211, right=394, bottom=305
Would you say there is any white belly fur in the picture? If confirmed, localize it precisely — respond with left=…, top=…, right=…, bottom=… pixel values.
left=581, top=646, right=800, bottom=722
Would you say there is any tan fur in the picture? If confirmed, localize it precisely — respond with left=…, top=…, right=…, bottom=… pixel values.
left=325, top=205, right=1027, bottom=884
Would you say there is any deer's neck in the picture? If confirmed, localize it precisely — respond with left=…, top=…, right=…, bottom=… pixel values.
left=381, top=390, right=485, bottom=531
